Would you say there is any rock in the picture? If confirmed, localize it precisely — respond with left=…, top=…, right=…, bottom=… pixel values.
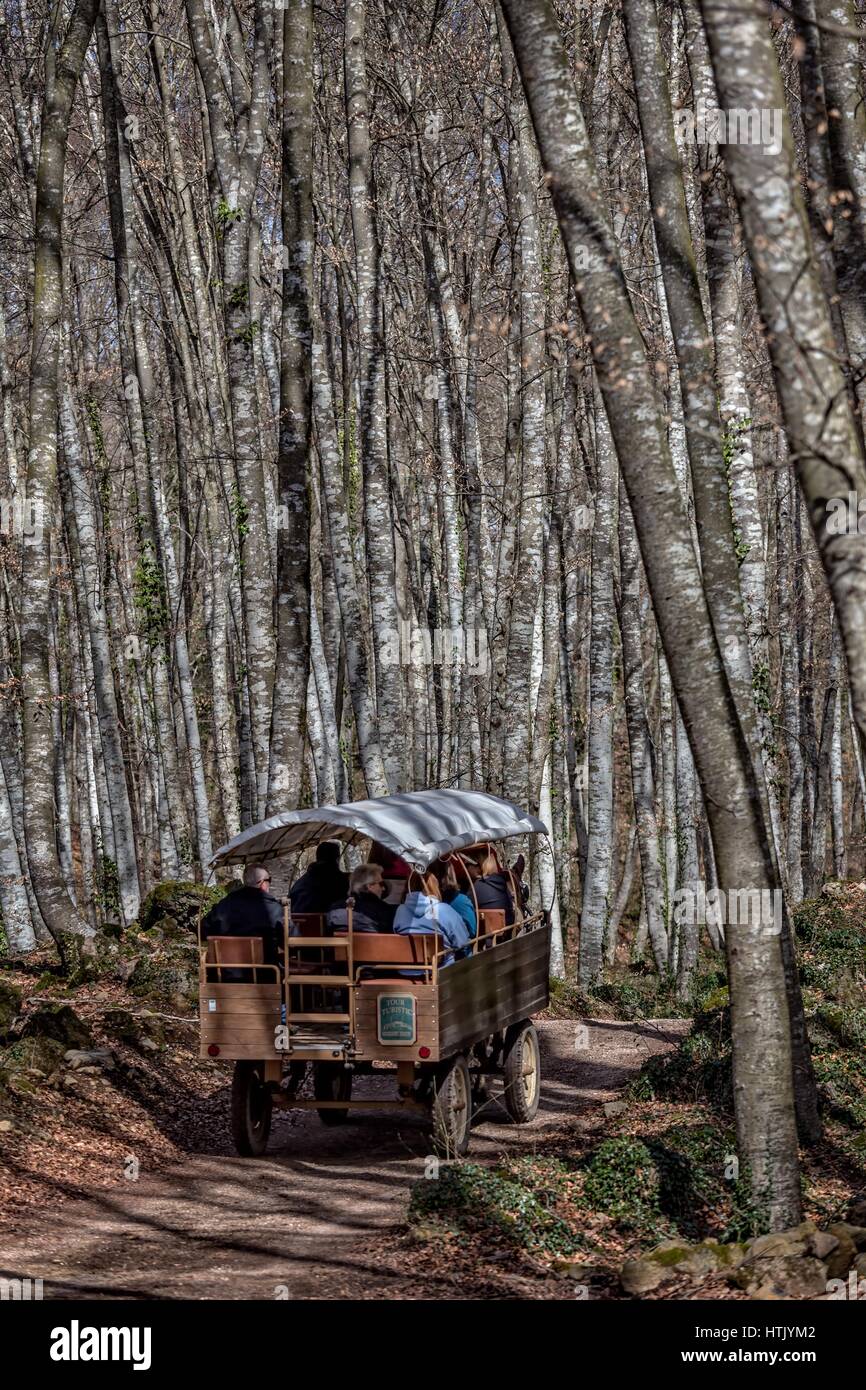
left=21, top=1003, right=93, bottom=1051
left=2, top=1034, right=67, bottom=1079
left=827, top=1222, right=866, bottom=1279
left=137, top=880, right=224, bottom=934
left=64, top=1048, right=115, bottom=1071
left=737, top=1255, right=829, bottom=1300
left=0, top=1119, right=14, bottom=1133
left=101, top=1008, right=165, bottom=1050
left=127, top=955, right=197, bottom=1009
left=603, top=1101, right=627, bottom=1119
left=845, top=1194, right=866, bottom=1227
left=552, top=1257, right=599, bottom=1280
left=621, top=1256, right=675, bottom=1295
left=810, top=1230, right=839, bottom=1261
left=735, top=1226, right=831, bottom=1299
left=0, top=978, right=22, bottom=1040
left=675, top=1245, right=726, bottom=1280
left=746, top=1225, right=812, bottom=1261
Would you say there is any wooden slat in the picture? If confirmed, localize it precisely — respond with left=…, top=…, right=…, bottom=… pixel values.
left=200, top=999, right=282, bottom=1016
left=201, top=983, right=281, bottom=1001
left=286, top=1012, right=351, bottom=1023
left=201, top=1025, right=281, bottom=1041
left=200, top=1043, right=280, bottom=1060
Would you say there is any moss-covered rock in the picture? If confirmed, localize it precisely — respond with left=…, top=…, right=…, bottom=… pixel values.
left=0, top=1034, right=67, bottom=1081
left=0, top=978, right=22, bottom=1040
left=101, top=1007, right=166, bottom=1050
left=137, top=881, right=225, bottom=935
left=127, top=952, right=197, bottom=1010
left=20, top=1002, right=93, bottom=1050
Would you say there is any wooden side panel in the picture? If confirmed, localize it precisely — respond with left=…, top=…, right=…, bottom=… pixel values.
left=199, top=981, right=282, bottom=1058
left=436, top=922, right=550, bottom=1056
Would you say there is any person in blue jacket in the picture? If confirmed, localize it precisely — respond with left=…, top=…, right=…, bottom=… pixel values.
left=394, top=871, right=472, bottom=964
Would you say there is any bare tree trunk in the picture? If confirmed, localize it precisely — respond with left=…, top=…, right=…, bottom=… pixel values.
left=21, top=0, right=100, bottom=957
left=268, top=0, right=313, bottom=814
left=500, top=0, right=802, bottom=1227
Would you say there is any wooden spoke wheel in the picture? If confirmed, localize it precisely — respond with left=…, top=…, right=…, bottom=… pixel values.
left=502, top=1021, right=541, bottom=1124
left=432, top=1054, right=472, bottom=1157
left=231, top=1060, right=273, bottom=1156
left=313, top=1062, right=353, bottom=1125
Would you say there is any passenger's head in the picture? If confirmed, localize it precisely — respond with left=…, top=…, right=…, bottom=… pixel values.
left=350, top=863, right=385, bottom=897
left=421, top=871, right=441, bottom=899
left=480, top=853, right=499, bottom=877
left=316, top=840, right=343, bottom=866
left=440, top=862, right=459, bottom=895
left=463, top=858, right=481, bottom=880
left=243, top=864, right=272, bottom=892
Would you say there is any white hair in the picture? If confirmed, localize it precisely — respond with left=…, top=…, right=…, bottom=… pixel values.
left=243, top=864, right=270, bottom=888
left=349, top=863, right=383, bottom=895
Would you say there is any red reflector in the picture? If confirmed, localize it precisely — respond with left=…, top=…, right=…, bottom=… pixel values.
left=418, top=1046, right=431, bottom=1059
left=208, top=1044, right=220, bottom=1056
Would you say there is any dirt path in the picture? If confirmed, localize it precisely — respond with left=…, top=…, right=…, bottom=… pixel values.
left=0, top=1018, right=687, bottom=1300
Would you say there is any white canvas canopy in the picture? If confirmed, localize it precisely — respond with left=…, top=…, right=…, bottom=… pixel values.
left=209, top=789, right=548, bottom=872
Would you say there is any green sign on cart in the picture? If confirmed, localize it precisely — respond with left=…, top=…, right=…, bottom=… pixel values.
left=377, top=993, right=417, bottom=1045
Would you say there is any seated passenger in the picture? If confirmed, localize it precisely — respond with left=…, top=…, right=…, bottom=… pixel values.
left=510, top=853, right=530, bottom=908
left=438, top=862, right=477, bottom=939
left=471, top=853, right=515, bottom=926
left=289, top=841, right=349, bottom=915
left=327, top=863, right=396, bottom=934
left=202, top=865, right=283, bottom=980
left=394, top=871, right=472, bottom=963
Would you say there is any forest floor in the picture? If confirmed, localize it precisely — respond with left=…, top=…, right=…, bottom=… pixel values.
left=0, top=1012, right=687, bottom=1300
left=2, top=881, right=865, bottom=1300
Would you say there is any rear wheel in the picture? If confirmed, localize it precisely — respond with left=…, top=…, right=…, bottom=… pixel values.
left=314, top=1062, right=352, bottom=1124
left=231, top=1061, right=272, bottom=1156
left=432, top=1054, right=472, bottom=1157
left=502, top=1021, right=541, bottom=1123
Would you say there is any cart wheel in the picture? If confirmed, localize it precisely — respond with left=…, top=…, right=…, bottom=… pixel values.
left=432, top=1054, right=472, bottom=1157
left=231, top=1061, right=272, bottom=1156
left=502, top=1021, right=541, bottom=1124
left=314, top=1062, right=352, bottom=1124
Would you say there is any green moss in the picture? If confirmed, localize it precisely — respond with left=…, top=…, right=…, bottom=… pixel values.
left=650, top=1244, right=690, bottom=1266
left=0, top=978, right=22, bottom=1039
left=137, top=881, right=225, bottom=934
left=408, top=1161, right=585, bottom=1258
left=627, top=1006, right=733, bottom=1110
left=580, top=1124, right=766, bottom=1243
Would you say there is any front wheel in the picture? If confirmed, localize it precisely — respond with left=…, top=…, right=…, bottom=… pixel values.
left=432, top=1054, right=472, bottom=1157
left=502, top=1021, right=541, bottom=1124
left=314, top=1062, right=353, bottom=1124
left=231, top=1061, right=273, bottom=1156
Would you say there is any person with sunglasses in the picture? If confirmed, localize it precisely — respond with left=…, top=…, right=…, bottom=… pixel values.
left=201, top=863, right=284, bottom=981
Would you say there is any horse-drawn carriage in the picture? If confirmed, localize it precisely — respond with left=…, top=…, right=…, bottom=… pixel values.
left=199, top=790, right=551, bottom=1157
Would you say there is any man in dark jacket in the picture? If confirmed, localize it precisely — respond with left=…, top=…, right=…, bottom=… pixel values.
left=289, top=841, right=349, bottom=914
left=202, top=865, right=284, bottom=979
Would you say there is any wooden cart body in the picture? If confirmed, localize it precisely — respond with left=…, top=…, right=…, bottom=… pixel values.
left=200, top=914, right=551, bottom=1071
left=199, top=790, right=552, bottom=1135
